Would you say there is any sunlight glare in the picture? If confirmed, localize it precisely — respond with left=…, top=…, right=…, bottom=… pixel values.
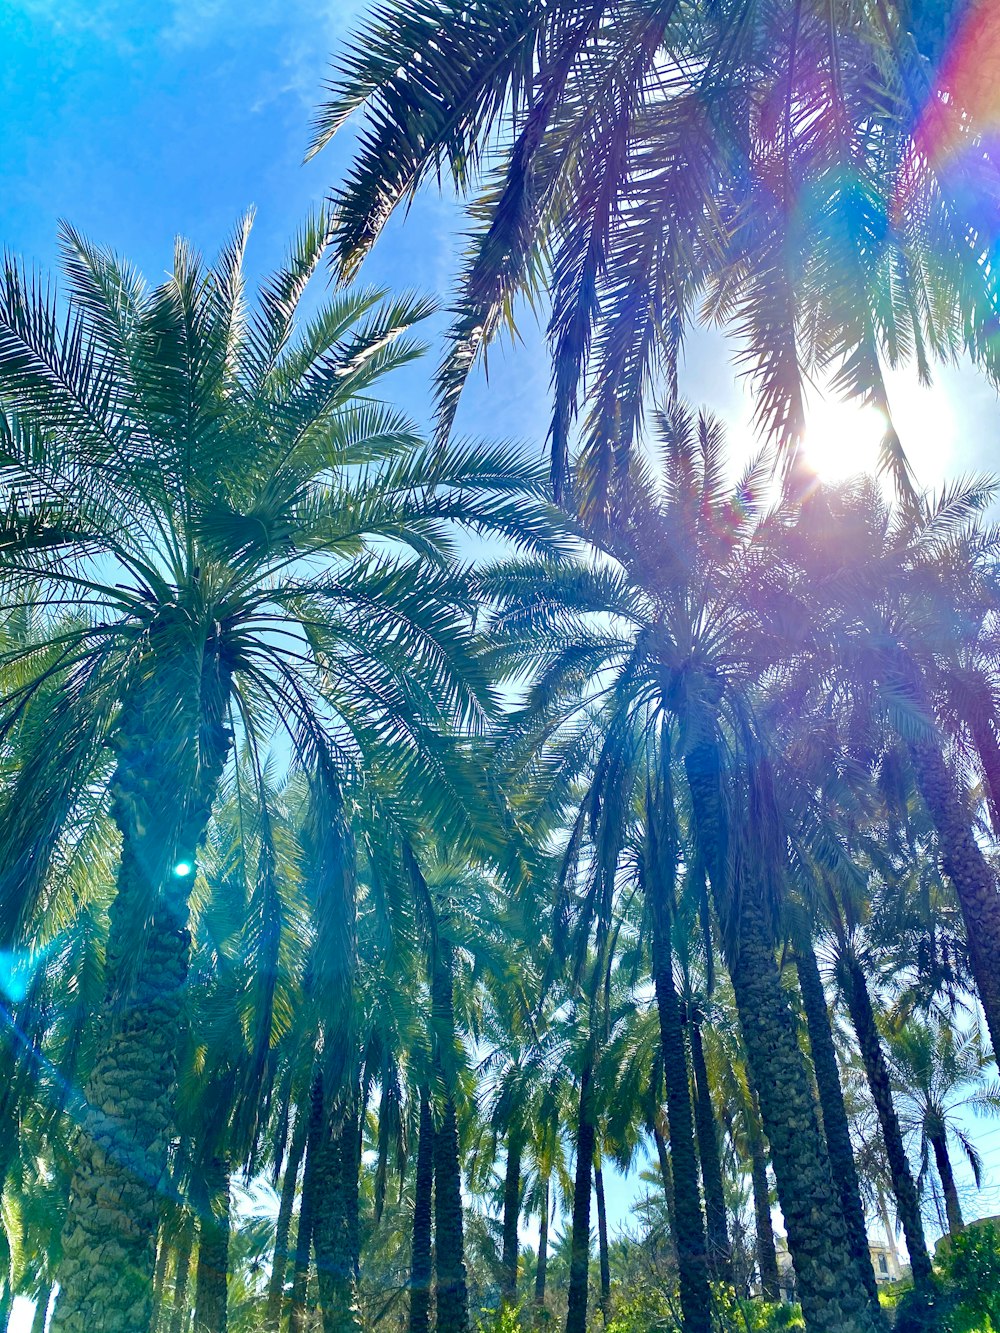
left=803, top=397, right=886, bottom=482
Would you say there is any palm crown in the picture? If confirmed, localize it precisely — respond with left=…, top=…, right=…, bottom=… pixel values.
left=313, top=0, right=1000, bottom=508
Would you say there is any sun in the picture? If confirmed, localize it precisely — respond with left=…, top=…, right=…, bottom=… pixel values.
left=802, top=396, right=886, bottom=482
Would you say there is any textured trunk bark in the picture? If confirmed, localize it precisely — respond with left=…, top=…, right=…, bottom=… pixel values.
left=647, top=834, right=712, bottom=1333
left=685, top=741, right=877, bottom=1333
left=53, top=650, right=232, bottom=1333
left=431, top=941, right=468, bottom=1333
left=313, top=1100, right=363, bottom=1333
left=746, top=1093, right=779, bottom=1303
left=287, top=1073, right=324, bottom=1333
left=501, top=1135, right=522, bottom=1306
left=909, top=733, right=1000, bottom=1065
left=534, top=1174, right=550, bottom=1312
left=842, top=954, right=932, bottom=1287
left=193, top=1156, right=230, bottom=1333
left=265, top=1107, right=308, bottom=1331
left=565, top=1058, right=595, bottom=1333
left=30, top=1282, right=53, bottom=1333
left=594, top=1159, right=611, bottom=1320
left=168, top=1218, right=195, bottom=1333
left=796, top=943, right=880, bottom=1309
left=408, top=1094, right=435, bottom=1333
left=930, top=1130, right=964, bottom=1235
left=433, top=1093, right=468, bottom=1333
left=690, top=1013, right=731, bottom=1281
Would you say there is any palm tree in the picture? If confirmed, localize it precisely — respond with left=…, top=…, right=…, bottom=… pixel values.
left=483, top=406, right=879, bottom=1333
left=313, top=0, right=1000, bottom=507
left=833, top=935, right=933, bottom=1288
left=794, top=478, right=1000, bottom=1069
left=884, top=1014, right=1000, bottom=1236
left=792, top=934, right=881, bottom=1309
left=0, top=214, right=560, bottom=1332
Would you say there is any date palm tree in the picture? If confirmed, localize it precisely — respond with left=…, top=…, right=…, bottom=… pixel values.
left=884, top=1014, right=1000, bottom=1236
left=794, top=477, right=1000, bottom=1068
left=0, top=213, right=561, bottom=1332
left=482, top=405, right=879, bottom=1332
left=312, top=0, right=1000, bottom=509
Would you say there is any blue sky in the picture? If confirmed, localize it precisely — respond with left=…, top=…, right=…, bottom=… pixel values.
left=3, top=2, right=1000, bottom=1323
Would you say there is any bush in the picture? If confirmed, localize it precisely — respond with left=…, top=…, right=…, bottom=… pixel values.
left=894, top=1281, right=957, bottom=1333
left=939, top=1221, right=1000, bottom=1332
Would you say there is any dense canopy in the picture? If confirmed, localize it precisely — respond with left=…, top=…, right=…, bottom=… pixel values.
left=4, top=4, right=1000, bottom=1333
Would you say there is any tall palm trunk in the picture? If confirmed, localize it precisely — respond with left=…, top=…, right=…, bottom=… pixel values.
left=929, top=1129, right=963, bottom=1235
left=689, top=1010, right=731, bottom=1280
left=313, top=1095, right=363, bottom=1333
left=431, top=940, right=468, bottom=1333
left=534, top=1173, right=550, bottom=1313
left=408, top=1093, right=435, bottom=1333
left=796, top=943, right=880, bottom=1308
left=433, top=1092, right=468, bottom=1333
left=908, top=731, right=1000, bottom=1063
left=265, top=1107, right=309, bottom=1331
left=646, top=826, right=712, bottom=1333
left=53, top=648, right=233, bottom=1333
left=501, top=1133, right=523, bottom=1306
left=287, top=1073, right=324, bottom=1333
left=565, top=1055, right=596, bottom=1333
left=685, top=740, right=877, bottom=1333
left=193, top=1156, right=230, bottom=1333
left=594, top=1157, right=611, bottom=1320
left=840, top=953, right=932, bottom=1287
left=168, top=1217, right=195, bottom=1333
left=746, top=1093, right=779, bottom=1303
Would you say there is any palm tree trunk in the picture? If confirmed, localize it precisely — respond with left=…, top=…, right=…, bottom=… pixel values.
left=565, top=1056, right=595, bottom=1333
left=408, top=1094, right=435, bottom=1333
left=265, top=1106, right=308, bottom=1331
left=169, top=1217, right=195, bottom=1333
left=153, top=1228, right=169, bottom=1333
left=534, top=1174, right=550, bottom=1313
left=193, top=1156, right=230, bottom=1333
left=501, top=1134, right=523, bottom=1306
left=746, top=1093, right=779, bottom=1303
left=796, top=943, right=880, bottom=1308
left=313, top=1099, right=363, bottom=1333
left=690, top=1012, right=731, bottom=1281
left=841, top=954, right=932, bottom=1287
left=288, top=1073, right=324, bottom=1333
left=594, top=1158, right=611, bottom=1320
left=0, top=1285, right=11, bottom=1333
left=685, top=740, right=878, bottom=1333
left=431, top=937, right=468, bottom=1333
left=647, top=833, right=712, bottom=1333
left=52, top=659, right=233, bottom=1333
left=930, top=1129, right=964, bottom=1235
left=908, top=733, right=1000, bottom=1064
left=433, top=1091, right=469, bottom=1333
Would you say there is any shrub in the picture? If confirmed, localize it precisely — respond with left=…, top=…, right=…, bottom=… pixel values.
left=939, top=1221, right=1000, bottom=1332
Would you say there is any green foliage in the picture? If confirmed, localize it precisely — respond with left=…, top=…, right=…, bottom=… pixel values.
left=475, top=1302, right=524, bottom=1333
left=940, top=1221, right=1000, bottom=1332
left=602, top=1287, right=804, bottom=1333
